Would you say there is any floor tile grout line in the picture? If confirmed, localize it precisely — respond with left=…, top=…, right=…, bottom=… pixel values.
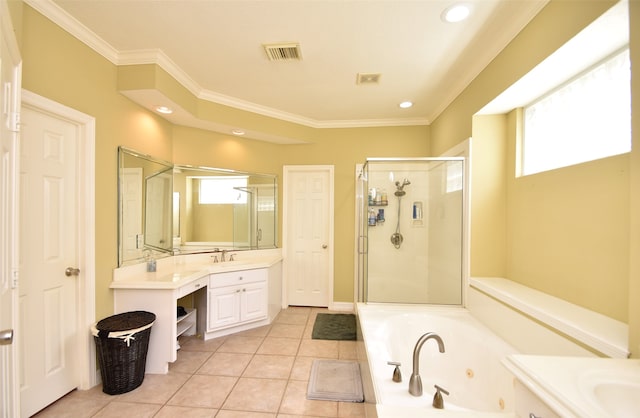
left=38, top=307, right=363, bottom=418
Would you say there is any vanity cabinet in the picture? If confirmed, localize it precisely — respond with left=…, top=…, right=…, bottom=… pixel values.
left=112, top=253, right=282, bottom=373
left=207, top=269, right=268, bottom=331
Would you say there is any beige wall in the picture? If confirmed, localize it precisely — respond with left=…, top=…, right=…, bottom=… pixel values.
left=505, top=115, right=629, bottom=322
left=19, top=2, right=430, bottom=316
left=21, top=5, right=174, bottom=320
left=17, top=0, right=640, bottom=352
left=431, top=0, right=638, bottom=348
left=470, top=115, right=508, bottom=277
left=173, top=124, right=431, bottom=302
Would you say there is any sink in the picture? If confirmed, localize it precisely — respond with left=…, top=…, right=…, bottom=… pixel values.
left=212, top=259, right=259, bottom=268
left=580, top=369, right=640, bottom=417
left=155, top=270, right=200, bottom=282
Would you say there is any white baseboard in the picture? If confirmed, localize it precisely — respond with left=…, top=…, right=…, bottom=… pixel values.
left=330, top=301, right=354, bottom=312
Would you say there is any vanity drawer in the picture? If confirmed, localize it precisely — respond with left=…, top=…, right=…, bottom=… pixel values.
left=210, top=268, right=266, bottom=288
left=178, top=276, right=208, bottom=299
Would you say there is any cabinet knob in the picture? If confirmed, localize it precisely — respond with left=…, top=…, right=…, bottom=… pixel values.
left=239, top=276, right=243, bottom=280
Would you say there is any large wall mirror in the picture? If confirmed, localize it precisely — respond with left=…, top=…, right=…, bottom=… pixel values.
left=118, top=147, right=174, bottom=266
left=118, top=147, right=278, bottom=266
left=173, top=166, right=277, bottom=255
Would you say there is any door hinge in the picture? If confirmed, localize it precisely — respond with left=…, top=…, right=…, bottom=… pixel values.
left=9, top=111, right=19, bottom=132
left=11, top=269, right=18, bottom=289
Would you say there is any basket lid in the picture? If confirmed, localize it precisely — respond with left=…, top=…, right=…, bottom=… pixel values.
left=95, top=311, right=156, bottom=332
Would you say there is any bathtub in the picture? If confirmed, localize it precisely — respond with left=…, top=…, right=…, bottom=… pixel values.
left=356, top=303, right=518, bottom=417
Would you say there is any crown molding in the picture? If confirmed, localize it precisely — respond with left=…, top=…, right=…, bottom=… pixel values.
left=26, top=0, right=430, bottom=130
left=24, top=0, right=119, bottom=64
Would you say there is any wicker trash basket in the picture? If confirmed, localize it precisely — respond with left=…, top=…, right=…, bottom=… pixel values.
left=91, top=311, right=156, bottom=395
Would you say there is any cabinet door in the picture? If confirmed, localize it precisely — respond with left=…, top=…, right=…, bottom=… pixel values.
left=208, top=286, right=241, bottom=331
left=241, top=282, right=268, bottom=322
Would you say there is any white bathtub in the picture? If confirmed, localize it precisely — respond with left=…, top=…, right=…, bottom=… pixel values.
left=356, top=303, right=518, bottom=417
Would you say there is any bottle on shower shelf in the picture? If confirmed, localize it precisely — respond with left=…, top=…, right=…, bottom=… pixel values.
left=369, top=208, right=377, bottom=226
left=380, top=189, right=388, bottom=205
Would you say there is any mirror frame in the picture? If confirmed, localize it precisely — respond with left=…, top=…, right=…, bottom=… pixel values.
left=118, top=147, right=174, bottom=266
left=117, top=147, right=279, bottom=267
left=172, top=164, right=278, bottom=255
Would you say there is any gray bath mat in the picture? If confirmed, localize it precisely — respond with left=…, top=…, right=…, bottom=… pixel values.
left=307, top=359, right=364, bottom=402
left=311, top=313, right=356, bottom=340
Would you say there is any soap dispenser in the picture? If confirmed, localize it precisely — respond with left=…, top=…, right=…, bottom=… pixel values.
left=144, top=249, right=156, bottom=272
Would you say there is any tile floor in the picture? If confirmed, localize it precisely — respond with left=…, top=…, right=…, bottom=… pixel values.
left=34, top=307, right=366, bottom=418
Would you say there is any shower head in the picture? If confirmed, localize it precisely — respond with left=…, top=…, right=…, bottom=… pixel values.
left=394, top=178, right=411, bottom=196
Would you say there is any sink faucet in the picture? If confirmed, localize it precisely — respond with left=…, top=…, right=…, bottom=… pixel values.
left=221, top=249, right=227, bottom=262
left=408, top=332, right=445, bottom=396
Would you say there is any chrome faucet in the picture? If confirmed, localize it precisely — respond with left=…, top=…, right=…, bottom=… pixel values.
left=221, top=249, right=227, bottom=262
left=408, top=332, right=445, bottom=396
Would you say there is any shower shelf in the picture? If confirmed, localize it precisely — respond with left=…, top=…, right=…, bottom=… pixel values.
left=368, top=203, right=388, bottom=207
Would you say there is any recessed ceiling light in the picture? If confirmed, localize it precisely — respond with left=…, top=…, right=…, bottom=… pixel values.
left=442, top=4, right=471, bottom=23
left=155, top=105, right=173, bottom=114
left=399, top=101, right=413, bottom=109
left=231, top=129, right=245, bottom=136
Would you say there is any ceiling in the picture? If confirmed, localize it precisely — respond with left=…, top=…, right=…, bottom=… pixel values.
left=29, top=0, right=550, bottom=131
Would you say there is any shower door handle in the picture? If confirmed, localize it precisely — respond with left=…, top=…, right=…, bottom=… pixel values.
left=358, top=236, right=368, bottom=254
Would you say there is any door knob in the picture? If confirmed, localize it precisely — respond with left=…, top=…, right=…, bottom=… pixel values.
left=65, top=267, right=80, bottom=277
left=0, top=329, right=13, bottom=346
left=322, top=244, right=328, bottom=249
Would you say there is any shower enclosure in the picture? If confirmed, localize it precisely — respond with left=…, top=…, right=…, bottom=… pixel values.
left=356, top=158, right=466, bottom=305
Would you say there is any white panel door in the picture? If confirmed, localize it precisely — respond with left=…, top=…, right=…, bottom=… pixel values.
left=284, top=166, right=333, bottom=307
left=0, top=0, right=21, bottom=415
left=19, top=107, right=79, bottom=417
left=145, top=172, right=171, bottom=250
left=121, top=167, right=142, bottom=260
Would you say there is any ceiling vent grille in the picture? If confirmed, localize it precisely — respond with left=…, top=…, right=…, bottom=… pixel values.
left=357, top=73, right=381, bottom=85
left=263, top=43, right=302, bottom=61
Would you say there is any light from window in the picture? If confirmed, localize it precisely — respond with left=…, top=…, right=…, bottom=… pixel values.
left=199, top=177, right=248, bottom=204
left=521, top=48, right=631, bottom=176
left=446, top=161, right=463, bottom=193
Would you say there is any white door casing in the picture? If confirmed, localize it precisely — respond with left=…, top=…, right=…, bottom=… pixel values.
left=19, top=90, right=96, bottom=417
left=283, top=165, right=334, bottom=307
left=0, top=0, right=21, bottom=416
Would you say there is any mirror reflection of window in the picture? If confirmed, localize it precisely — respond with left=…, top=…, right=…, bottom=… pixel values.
left=198, top=176, right=248, bottom=204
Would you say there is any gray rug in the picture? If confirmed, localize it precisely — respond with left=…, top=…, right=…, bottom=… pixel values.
left=307, top=359, right=364, bottom=402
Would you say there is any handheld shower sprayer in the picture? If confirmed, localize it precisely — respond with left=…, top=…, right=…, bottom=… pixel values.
left=394, top=179, right=411, bottom=196
left=390, top=178, right=411, bottom=248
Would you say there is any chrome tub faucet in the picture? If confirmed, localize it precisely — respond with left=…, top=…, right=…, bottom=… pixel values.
left=408, top=332, right=445, bottom=396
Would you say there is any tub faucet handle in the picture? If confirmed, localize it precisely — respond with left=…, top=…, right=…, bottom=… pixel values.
left=432, top=384, right=449, bottom=409
left=387, top=361, right=402, bottom=382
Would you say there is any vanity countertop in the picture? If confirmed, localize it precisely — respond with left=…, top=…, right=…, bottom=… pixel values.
left=110, top=252, right=282, bottom=290
left=503, top=354, right=640, bottom=418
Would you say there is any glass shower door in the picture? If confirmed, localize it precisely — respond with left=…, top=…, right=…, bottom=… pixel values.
left=358, top=158, right=464, bottom=305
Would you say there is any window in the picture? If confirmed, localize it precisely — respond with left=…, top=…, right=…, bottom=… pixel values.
left=521, top=48, right=631, bottom=176
left=199, top=177, right=248, bottom=204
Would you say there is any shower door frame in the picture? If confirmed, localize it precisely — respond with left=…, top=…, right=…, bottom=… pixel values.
left=354, top=148, right=470, bottom=306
